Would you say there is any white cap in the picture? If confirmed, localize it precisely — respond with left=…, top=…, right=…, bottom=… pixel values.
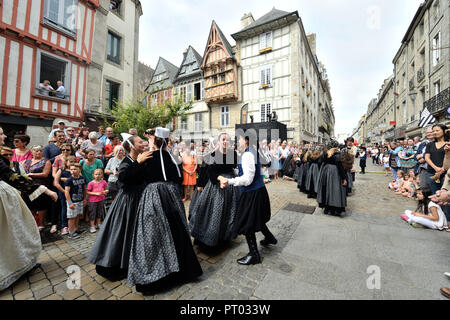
left=155, top=127, right=170, bottom=139
left=120, top=133, right=136, bottom=150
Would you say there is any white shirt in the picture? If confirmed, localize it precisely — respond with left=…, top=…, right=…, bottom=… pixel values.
left=48, top=128, right=68, bottom=139
left=56, top=85, right=66, bottom=94
left=428, top=201, right=448, bottom=230
left=228, top=151, right=256, bottom=187
left=280, top=146, right=290, bottom=158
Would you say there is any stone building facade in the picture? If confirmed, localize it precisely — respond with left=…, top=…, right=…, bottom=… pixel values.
left=355, top=0, right=449, bottom=143
left=231, top=8, right=334, bottom=143
left=84, top=0, right=143, bottom=129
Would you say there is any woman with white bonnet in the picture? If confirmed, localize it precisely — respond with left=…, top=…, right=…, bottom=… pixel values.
left=88, top=133, right=152, bottom=281
left=189, top=132, right=241, bottom=253
left=128, top=127, right=202, bottom=295
left=0, top=126, right=58, bottom=291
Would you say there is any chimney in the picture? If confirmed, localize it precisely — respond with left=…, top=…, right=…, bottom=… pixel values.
left=306, top=33, right=316, bottom=55
left=241, top=13, right=255, bottom=29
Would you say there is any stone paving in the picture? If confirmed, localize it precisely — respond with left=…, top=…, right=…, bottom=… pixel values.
left=1, top=160, right=449, bottom=300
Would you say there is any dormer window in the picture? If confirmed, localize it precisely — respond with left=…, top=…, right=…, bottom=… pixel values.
left=259, top=31, right=272, bottom=53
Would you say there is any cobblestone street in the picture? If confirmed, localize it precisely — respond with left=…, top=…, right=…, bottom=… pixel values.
left=1, top=161, right=449, bottom=300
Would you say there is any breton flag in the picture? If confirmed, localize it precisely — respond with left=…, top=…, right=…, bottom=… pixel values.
left=418, top=107, right=436, bottom=127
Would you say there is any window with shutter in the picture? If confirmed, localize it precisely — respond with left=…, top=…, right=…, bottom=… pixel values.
left=260, top=69, right=266, bottom=86
left=221, top=106, right=229, bottom=127
left=266, top=32, right=272, bottom=48
left=261, top=104, right=266, bottom=122
left=259, top=34, right=266, bottom=50
left=433, top=32, right=441, bottom=66
left=187, top=84, right=193, bottom=101
left=195, top=113, right=202, bottom=132
left=259, top=31, right=272, bottom=53
left=266, top=67, right=271, bottom=85
left=201, top=81, right=205, bottom=100
left=260, top=66, right=272, bottom=88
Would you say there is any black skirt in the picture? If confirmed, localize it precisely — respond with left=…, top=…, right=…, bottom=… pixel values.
left=88, top=184, right=145, bottom=279
left=234, top=186, right=271, bottom=236
left=128, top=182, right=202, bottom=291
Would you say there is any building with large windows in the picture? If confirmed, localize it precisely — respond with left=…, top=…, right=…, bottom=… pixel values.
left=356, top=0, right=449, bottom=143
left=231, top=8, right=334, bottom=143
left=173, top=46, right=210, bottom=140
left=84, top=0, right=143, bottom=129
left=0, top=0, right=99, bottom=146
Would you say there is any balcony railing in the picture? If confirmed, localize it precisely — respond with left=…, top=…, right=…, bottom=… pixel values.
left=409, top=76, right=415, bottom=90
left=426, top=87, right=450, bottom=115
left=417, top=65, right=425, bottom=83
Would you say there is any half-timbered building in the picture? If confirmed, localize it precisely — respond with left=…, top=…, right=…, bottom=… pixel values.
left=201, top=20, right=241, bottom=138
left=173, top=45, right=209, bottom=140
left=0, top=0, right=99, bottom=145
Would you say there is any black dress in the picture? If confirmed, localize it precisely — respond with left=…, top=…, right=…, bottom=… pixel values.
left=189, top=149, right=241, bottom=248
left=88, top=156, right=146, bottom=281
left=305, top=158, right=320, bottom=198
left=127, top=150, right=202, bottom=293
left=188, top=152, right=211, bottom=220
left=317, top=152, right=347, bottom=215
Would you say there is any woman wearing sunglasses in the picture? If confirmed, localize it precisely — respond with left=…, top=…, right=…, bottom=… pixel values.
left=52, top=144, right=73, bottom=177
left=0, top=146, right=27, bottom=176
left=12, top=134, right=32, bottom=164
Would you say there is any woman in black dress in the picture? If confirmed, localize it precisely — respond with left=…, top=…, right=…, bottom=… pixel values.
left=218, top=133, right=276, bottom=265
left=317, top=141, right=348, bottom=216
left=305, top=148, right=322, bottom=199
left=127, top=128, right=202, bottom=294
left=189, top=133, right=241, bottom=252
left=299, top=149, right=312, bottom=193
left=88, top=134, right=152, bottom=281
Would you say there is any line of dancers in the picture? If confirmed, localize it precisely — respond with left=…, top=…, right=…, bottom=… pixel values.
left=88, top=129, right=277, bottom=295
left=295, top=140, right=354, bottom=216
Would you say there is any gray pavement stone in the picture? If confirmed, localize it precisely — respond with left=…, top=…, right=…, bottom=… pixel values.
left=254, top=270, right=346, bottom=300
left=5, top=159, right=447, bottom=300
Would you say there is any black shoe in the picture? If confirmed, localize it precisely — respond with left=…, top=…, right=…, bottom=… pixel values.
left=260, top=236, right=277, bottom=247
left=75, top=229, right=85, bottom=235
left=237, top=253, right=261, bottom=265
left=324, top=208, right=329, bottom=215
left=239, top=234, right=261, bottom=265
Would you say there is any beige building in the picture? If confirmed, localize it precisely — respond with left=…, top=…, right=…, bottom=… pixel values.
left=364, top=76, right=395, bottom=144
left=355, top=0, right=449, bottom=143
left=392, top=0, right=449, bottom=139
left=84, top=0, right=143, bottom=128
left=231, top=8, right=334, bottom=143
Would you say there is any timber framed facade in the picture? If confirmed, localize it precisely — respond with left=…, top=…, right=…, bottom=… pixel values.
left=0, top=0, right=98, bottom=144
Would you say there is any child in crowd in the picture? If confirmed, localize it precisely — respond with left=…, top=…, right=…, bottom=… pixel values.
left=395, top=173, right=410, bottom=195
left=359, top=147, right=367, bottom=174
left=389, top=170, right=404, bottom=190
left=65, top=163, right=87, bottom=239
left=261, top=164, right=270, bottom=184
left=382, top=152, right=390, bottom=176
left=53, top=156, right=77, bottom=235
left=401, top=188, right=448, bottom=230
left=86, top=169, right=108, bottom=233
left=400, top=174, right=418, bottom=198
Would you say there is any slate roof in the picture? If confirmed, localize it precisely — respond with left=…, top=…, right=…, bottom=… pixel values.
left=174, top=46, right=203, bottom=82
left=231, top=7, right=299, bottom=40
left=146, top=57, right=179, bottom=92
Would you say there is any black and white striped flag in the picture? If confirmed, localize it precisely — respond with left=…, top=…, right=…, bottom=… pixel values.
left=418, top=107, right=436, bottom=127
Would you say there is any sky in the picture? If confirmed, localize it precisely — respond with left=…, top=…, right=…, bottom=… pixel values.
left=138, top=0, right=423, bottom=137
